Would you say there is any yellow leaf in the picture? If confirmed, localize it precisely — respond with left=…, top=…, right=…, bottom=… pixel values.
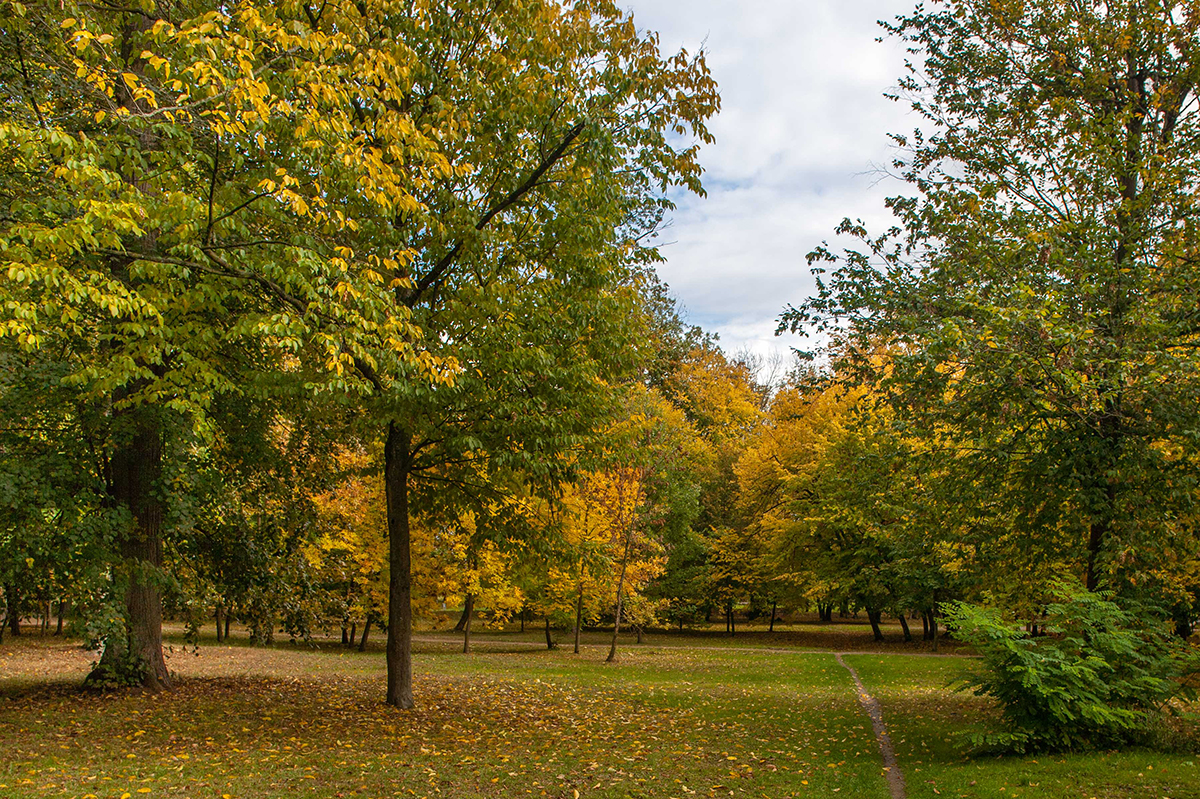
left=61, top=17, right=76, bottom=28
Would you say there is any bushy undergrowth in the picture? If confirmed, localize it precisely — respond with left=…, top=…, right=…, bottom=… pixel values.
left=944, top=586, right=1197, bottom=754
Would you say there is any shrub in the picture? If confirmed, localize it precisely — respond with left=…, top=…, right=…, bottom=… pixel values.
left=944, top=584, right=1197, bottom=753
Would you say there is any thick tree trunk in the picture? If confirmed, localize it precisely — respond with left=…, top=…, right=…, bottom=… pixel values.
left=635, top=625, right=643, bottom=644
left=348, top=622, right=357, bottom=648
left=4, top=584, right=17, bottom=636
left=866, top=608, right=884, bottom=642
left=769, top=600, right=777, bottom=632
left=93, top=406, right=170, bottom=690
left=545, top=617, right=556, bottom=650
left=921, top=611, right=930, bottom=640
left=897, top=613, right=911, bottom=643
left=384, top=421, right=414, bottom=708
left=358, top=616, right=372, bottom=652
left=341, top=620, right=349, bottom=645
left=463, top=600, right=472, bottom=654
left=224, top=612, right=231, bottom=641
left=454, top=594, right=474, bottom=633
left=573, top=584, right=584, bottom=654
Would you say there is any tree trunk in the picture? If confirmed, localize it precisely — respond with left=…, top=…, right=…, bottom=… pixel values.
left=224, top=612, right=231, bottom=641
left=462, top=601, right=472, bottom=654
left=769, top=600, right=777, bottom=632
left=384, top=421, right=415, bottom=708
left=92, top=405, right=170, bottom=690
left=520, top=608, right=526, bottom=634
left=215, top=605, right=224, bottom=643
left=454, top=594, right=474, bottom=633
left=358, top=616, right=372, bottom=652
left=4, top=584, right=17, bottom=637
left=348, top=622, right=357, bottom=648
left=729, top=604, right=736, bottom=637
left=897, top=613, right=911, bottom=643
left=341, top=619, right=348, bottom=645
left=573, top=584, right=584, bottom=654
left=545, top=616, right=556, bottom=650
left=866, top=607, right=884, bottom=642
left=606, top=525, right=635, bottom=663
left=635, top=625, right=643, bottom=644
left=922, top=611, right=930, bottom=640
left=931, top=612, right=939, bottom=652
left=42, top=600, right=51, bottom=635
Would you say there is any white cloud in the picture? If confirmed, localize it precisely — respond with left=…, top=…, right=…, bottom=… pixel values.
left=623, top=0, right=919, bottom=362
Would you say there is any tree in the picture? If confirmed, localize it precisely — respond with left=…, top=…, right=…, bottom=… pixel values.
left=787, top=0, right=1200, bottom=609
left=1, top=0, right=450, bottom=687
left=337, top=0, right=718, bottom=707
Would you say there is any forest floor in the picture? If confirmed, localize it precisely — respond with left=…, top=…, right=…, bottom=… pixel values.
left=1, top=621, right=1197, bottom=799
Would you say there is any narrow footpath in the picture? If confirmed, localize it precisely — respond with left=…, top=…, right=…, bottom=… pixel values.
left=835, top=653, right=907, bottom=799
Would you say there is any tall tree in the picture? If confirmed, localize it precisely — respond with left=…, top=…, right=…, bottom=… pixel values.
left=337, top=1, right=718, bottom=707
left=787, top=0, right=1200, bottom=606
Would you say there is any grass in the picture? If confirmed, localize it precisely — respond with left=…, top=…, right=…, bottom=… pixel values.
left=1, top=631, right=889, bottom=799
left=0, top=627, right=1195, bottom=799
left=844, top=654, right=1200, bottom=799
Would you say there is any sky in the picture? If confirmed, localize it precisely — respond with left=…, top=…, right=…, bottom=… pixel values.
left=623, top=0, right=918, bottom=365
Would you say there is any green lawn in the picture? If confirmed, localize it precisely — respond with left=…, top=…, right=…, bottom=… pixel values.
left=1, top=633, right=888, bottom=799
left=844, top=654, right=1200, bottom=799
left=1, top=632, right=1195, bottom=799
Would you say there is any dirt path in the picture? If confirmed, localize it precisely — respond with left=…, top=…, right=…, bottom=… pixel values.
left=835, top=653, right=907, bottom=799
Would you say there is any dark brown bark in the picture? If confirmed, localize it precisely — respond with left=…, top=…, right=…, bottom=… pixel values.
left=348, top=622, right=357, bottom=647
left=520, top=608, right=526, bottom=634
left=866, top=608, right=884, bottom=642
left=384, top=421, right=414, bottom=708
left=454, top=594, right=474, bottom=633
left=921, top=612, right=930, bottom=640
left=93, top=405, right=170, bottom=691
left=358, top=616, right=372, bottom=652
left=729, top=605, right=736, bottom=637
left=4, top=584, right=17, bottom=636
left=573, top=584, right=584, bottom=654
left=341, top=620, right=349, bottom=645
left=544, top=616, right=556, bottom=650
left=215, top=605, right=224, bottom=643
left=769, top=600, right=777, bottom=632
left=462, top=599, right=473, bottom=654
left=224, top=612, right=231, bottom=641
left=897, top=613, right=911, bottom=643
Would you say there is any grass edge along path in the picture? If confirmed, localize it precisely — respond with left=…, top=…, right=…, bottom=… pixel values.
left=836, top=652, right=908, bottom=799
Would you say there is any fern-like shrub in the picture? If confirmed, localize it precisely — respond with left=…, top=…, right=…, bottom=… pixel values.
left=944, top=585, right=1196, bottom=753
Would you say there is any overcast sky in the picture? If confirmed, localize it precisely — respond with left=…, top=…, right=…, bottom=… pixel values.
left=623, top=0, right=917, bottom=364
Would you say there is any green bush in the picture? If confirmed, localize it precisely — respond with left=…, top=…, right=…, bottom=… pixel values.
left=944, top=585, right=1196, bottom=753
